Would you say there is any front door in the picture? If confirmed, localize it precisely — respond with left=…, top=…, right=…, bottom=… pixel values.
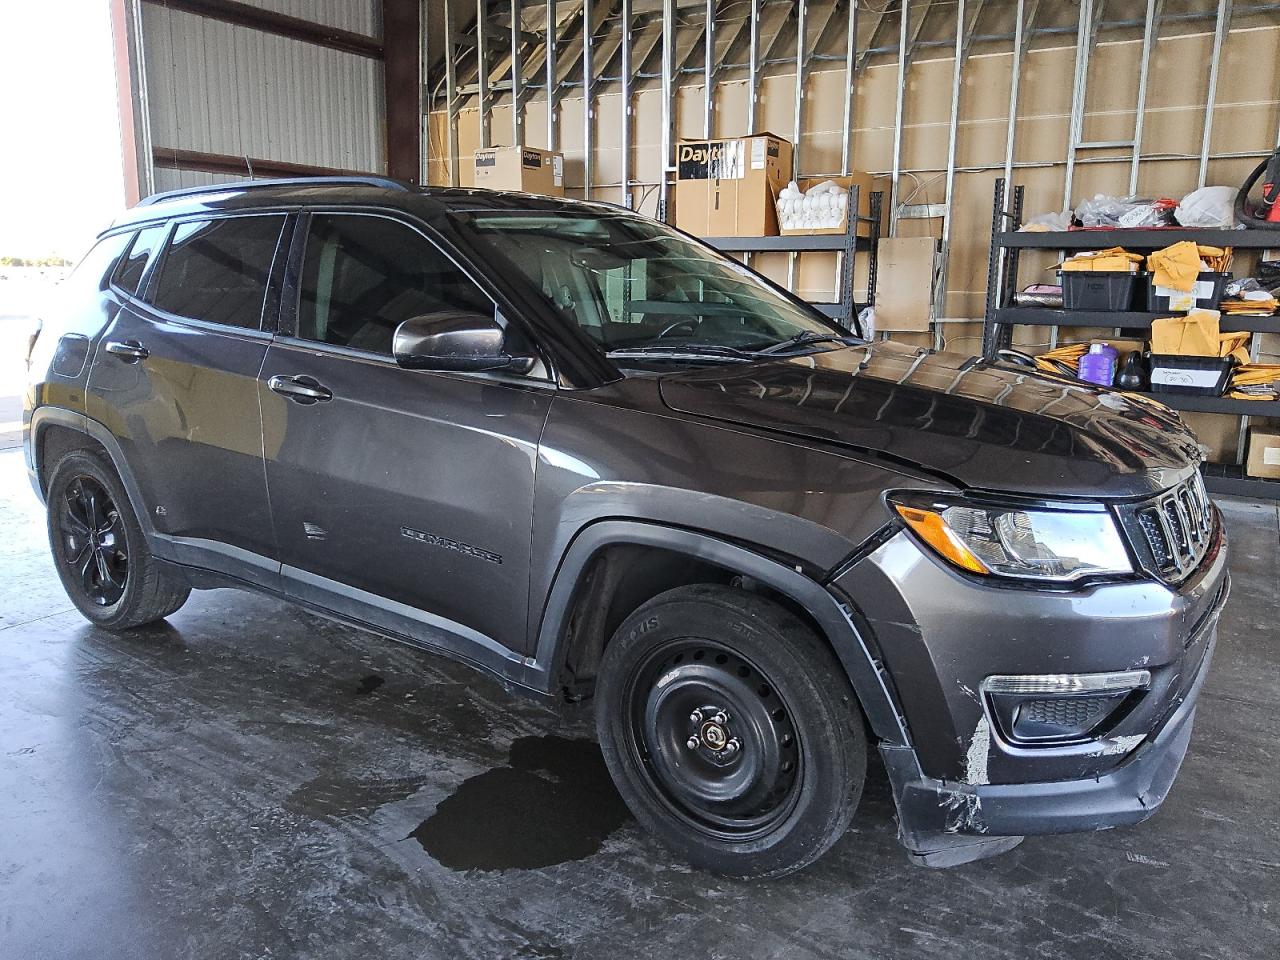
left=260, top=212, right=552, bottom=659
left=87, top=213, right=289, bottom=583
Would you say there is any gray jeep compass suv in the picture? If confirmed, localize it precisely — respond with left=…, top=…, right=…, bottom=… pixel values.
left=24, top=177, right=1228, bottom=878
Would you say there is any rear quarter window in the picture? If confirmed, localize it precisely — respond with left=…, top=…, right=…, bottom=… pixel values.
left=113, top=224, right=166, bottom=296
left=151, top=215, right=285, bottom=329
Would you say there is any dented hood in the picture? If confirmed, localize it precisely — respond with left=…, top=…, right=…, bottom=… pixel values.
left=658, top=340, right=1202, bottom=499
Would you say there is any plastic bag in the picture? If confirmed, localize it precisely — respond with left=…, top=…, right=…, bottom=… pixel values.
left=1075, top=194, right=1176, bottom=228
left=856, top=305, right=875, bottom=339
left=1018, top=211, right=1073, bottom=232
left=1175, top=186, right=1237, bottom=228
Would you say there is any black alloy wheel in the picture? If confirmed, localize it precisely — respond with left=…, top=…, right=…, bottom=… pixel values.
left=57, top=474, right=129, bottom=607
left=45, top=449, right=190, bottom=629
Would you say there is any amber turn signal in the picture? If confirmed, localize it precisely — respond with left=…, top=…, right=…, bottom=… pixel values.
left=893, top=504, right=991, bottom=575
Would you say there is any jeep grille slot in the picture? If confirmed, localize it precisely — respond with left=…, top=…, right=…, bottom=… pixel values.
left=1133, top=473, right=1214, bottom=582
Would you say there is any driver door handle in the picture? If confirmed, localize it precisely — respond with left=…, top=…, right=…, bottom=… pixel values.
left=104, top=339, right=150, bottom=362
left=268, top=375, right=333, bottom=405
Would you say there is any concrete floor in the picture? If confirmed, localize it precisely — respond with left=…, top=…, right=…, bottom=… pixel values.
left=1, top=445, right=1277, bottom=960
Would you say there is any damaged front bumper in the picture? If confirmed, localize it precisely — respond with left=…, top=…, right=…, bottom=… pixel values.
left=881, top=618, right=1217, bottom=867
left=833, top=511, right=1229, bottom=868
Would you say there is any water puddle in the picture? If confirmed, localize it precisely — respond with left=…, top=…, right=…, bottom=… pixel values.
left=408, top=735, right=631, bottom=871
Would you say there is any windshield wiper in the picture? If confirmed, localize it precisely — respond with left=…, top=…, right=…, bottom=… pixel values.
left=605, top=343, right=756, bottom=362
left=755, top=332, right=863, bottom=355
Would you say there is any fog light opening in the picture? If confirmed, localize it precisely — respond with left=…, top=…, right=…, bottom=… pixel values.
left=981, top=671, right=1151, bottom=746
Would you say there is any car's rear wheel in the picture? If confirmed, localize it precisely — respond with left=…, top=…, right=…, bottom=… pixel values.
left=46, top=450, right=190, bottom=630
left=596, top=584, right=866, bottom=878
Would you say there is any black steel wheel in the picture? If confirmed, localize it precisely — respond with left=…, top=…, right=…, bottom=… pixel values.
left=625, top=639, right=802, bottom=841
left=597, top=584, right=867, bottom=879
left=56, top=474, right=129, bottom=607
left=45, top=449, right=190, bottom=629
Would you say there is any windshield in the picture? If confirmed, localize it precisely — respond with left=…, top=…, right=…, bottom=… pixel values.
left=455, top=209, right=854, bottom=358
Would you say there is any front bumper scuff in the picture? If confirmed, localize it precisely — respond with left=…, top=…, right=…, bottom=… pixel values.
left=884, top=611, right=1220, bottom=867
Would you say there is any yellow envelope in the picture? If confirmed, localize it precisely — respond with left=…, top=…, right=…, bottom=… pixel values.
left=1147, top=241, right=1202, bottom=292
left=1150, top=310, right=1220, bottom=356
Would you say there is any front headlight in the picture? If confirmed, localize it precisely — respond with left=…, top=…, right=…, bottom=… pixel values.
left=889, top=493, right=1133, bottom=583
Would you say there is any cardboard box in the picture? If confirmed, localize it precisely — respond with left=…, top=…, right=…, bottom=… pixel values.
left=673, top=133, right=792, bottom=237
left=1180, top=412, right=1241, bottom=463
left=778, top=173, right=887, bottom=238
left=472, top=146, right=564, bottom=196
left=1246, top=427, right=1280, bottom=479
left=874, top=237, right=937, bottom=332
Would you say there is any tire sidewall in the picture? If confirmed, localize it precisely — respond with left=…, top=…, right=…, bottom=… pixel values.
left=596, top=586, right=867, bottom=878
left=46, top=451, right=148, bottom=629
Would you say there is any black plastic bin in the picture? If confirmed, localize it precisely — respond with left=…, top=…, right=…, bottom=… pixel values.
left=1059, top=271, right=1140, bottom=312
left=1148, top=354, right=1234, bottom=396
left=1146, top=272, right=1230, bottom=312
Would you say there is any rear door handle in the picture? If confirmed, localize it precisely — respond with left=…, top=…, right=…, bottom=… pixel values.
left=104, top=340, right=150, bottom=362
left=267, top=375, right=333, bottom=405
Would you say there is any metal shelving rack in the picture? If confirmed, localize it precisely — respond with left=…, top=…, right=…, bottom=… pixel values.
left=703, top=188, right=884, bottom=332
left=981, top=177, right=1280, bottom=501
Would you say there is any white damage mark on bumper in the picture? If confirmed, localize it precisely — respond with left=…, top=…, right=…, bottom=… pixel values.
left=939, top=716, right=991, bottom=834
left=964, top=716, right=991, bottom=785
left=1091, top=733, right=1146, bottom=757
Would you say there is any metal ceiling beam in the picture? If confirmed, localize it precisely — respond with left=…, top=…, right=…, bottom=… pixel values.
left=583, top=0, right=595, bottom=197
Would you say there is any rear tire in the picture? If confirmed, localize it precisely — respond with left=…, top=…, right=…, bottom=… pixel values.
left=595, top=584, right=866, bottom=879
left=46, top=449, right=190, bottom=630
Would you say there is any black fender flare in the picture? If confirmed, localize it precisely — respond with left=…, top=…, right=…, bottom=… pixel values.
left=526, top=519, right=910, bottom=746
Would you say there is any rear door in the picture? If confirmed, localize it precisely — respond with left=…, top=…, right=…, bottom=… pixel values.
left=86, top=213, right=290, bottom=583
left=260, top=211, right=552, bottom=658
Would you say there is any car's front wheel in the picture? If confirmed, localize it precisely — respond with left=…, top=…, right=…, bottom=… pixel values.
left=596, top=584, right=867, bottom=878
left=46, top=449, right=191, bottom=630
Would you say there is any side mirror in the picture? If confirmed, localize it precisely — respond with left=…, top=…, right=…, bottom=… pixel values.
left=392, top=312, right=537, bottom=375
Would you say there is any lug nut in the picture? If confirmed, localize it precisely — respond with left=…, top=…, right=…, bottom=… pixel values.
left=686, top=736, right=701, bottom=750
left=723, top=737, right=741, bottom=755
left=713, top=711, right=729, bottom=725
left=689, top=710, right=703, bottom=724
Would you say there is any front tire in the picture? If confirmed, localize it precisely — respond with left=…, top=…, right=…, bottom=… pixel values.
left=46, top=449, right=190, bottom=630
left=596, top=584, right=867, bottom=878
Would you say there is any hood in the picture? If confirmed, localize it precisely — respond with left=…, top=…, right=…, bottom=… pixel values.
left=658, top=341, right=1202, bottom=499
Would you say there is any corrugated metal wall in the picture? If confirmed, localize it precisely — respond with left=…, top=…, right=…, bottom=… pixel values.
left=239, top=0, right=382, bottom=37
left=138, top=1, right=385, bottom=193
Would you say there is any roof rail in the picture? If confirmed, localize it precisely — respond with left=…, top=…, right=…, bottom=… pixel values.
left=136, top=175, right=412, bottom=206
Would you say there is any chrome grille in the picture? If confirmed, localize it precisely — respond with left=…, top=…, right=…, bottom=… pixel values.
left=1134, top=473, right=1215, bottom=581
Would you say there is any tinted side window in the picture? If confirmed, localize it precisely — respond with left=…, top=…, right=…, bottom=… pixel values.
left=297, top=214, right=492, bottom=354
left=113, top=224, right=166, bottom=296
left=151, top=215, right=285, bottom=328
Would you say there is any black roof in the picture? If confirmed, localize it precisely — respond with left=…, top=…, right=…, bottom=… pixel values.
left=110, top=176, right=627, bottom=232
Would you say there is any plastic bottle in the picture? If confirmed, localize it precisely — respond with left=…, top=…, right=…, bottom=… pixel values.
left=1077, top=342, right=1119, bottom=386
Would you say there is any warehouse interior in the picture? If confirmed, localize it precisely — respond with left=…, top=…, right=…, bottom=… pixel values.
left=3, top=1, right=1279, bottom=957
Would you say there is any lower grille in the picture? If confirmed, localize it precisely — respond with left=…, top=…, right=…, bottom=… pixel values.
left=1020, top=697, right=1109, bottom=727
left=1131, top=473, right=1214, bottom=582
